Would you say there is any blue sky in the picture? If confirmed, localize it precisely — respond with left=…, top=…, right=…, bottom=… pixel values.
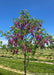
left=0, top=0, right=54, bottom=44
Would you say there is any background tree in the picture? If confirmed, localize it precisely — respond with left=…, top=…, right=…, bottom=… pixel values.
left=2, top=44, right=6, bottom=49
left=0, top=41, right=2, bottom=48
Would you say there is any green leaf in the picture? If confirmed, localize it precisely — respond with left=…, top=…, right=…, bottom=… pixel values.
left=19, top=10, right=24, bottom=15
left=13, top=19, right=15, bottom=22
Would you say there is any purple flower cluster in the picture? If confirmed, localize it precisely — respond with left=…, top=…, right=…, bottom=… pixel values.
left=36, top=34, right=42, bottom=40
left=27, top=48, right=31, bottom=52
left=13, top=50, right=18, bottom=54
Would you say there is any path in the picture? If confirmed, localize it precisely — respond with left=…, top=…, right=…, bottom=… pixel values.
left=18, top=59, right=54, bottom=65
left=30, top=60, right=54, bottom=65
left=0, top=65, right=31, bottom=75
left=0, top=56, right=54, bottom=65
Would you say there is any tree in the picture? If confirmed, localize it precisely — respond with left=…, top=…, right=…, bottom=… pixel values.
left=0, top=41, right=2, bottom=48
left=2, top=9, right=50, bottom=75
left=47, top=34, right=54, bottom=48
left=2, top=44, right=6, bottom=49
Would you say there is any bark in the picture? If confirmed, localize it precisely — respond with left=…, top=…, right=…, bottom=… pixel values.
left=24, top=52, right=26, bottom=75
left=26, top=55, right=29, bottom=67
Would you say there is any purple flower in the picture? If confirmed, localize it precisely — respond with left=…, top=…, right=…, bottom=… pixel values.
left=35, top=41, right=36, bottom=44
left=17, top=33, right=21, bottom=40
left=17, top=33, right=20, bottom=36
left=24, top=21, right=26, bottom=25
left=11, top=35, right=14, bottom=39
left=18, top=25, right=20, bottom=28
left=22, top=44, right=26, bottom=51
left=25, top=24, right=29, bottom=27
left=41, top=44, right=44, bottom=47
left=47, top=37, right=49, bottom=40
left=31, top=25, right=35, bottom=30
left=8, top=38, right=13, bottom=45
left=31, top=33, right=34, bottom=37
left=36, top=34, right=39, bottom=40
left=37, top=41, right=40, bottom=44
left=21, top=23, right=24, bottom=27
left=24, top=46, right=26, bottom=51
left=14, top=37, right=17, bottom=43
left=46, top=40, right=48, bottom=45
left=11, top=50, right=12, bottom=52
left=13, top=42, right=15, bottom=47
left=15, top=22, right=18, bottom=27
left=39, top=35, right=42, bottom=40
left=29, top=29, right=31, bottom=32
left=27, top=48, right=31, bottom=52
left=13, top=50, right=15, bottom=54
left=15, top=22, right=20, bottom=27
left=12, top=27, right=14, bottom=29
left=37, top=27, right=40, bottom=30
left=21, top=34, right=24, bottom=39
left=16, top=50, right=18, bottom=54
left=42, top=39, right=46, bottom=43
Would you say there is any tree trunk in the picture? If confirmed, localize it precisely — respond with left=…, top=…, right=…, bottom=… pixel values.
left=26, top=55, right=29, bottom=67
left=24, top=52, right=26, bottom=75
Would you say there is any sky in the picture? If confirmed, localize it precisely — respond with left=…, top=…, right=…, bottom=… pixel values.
left=0, top=0, right=54, bottom=44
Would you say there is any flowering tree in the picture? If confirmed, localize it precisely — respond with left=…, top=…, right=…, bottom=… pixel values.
left=2, top=10, right=50, bottom=75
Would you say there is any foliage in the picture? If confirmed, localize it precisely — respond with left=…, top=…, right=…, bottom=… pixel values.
left=2, top=44, right=6, bottom=49
left=0, top=41, right=2, bottom=48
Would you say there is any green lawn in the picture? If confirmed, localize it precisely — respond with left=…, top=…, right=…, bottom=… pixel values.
left=0, top=48, right=54, bottom=75
left=0, top=57, right=54, bottom=74
left=0, top=68, right=22, bottom=75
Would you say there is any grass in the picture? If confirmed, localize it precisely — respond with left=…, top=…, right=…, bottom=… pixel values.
left=1, top=55, right=54, bottom=63
left=0, top=68, right=22, bottom=75
left=0, top=57, right=54, bottom=74
left=0, top=48, right=54, bottom=74
left=0, top=48, right=54, bottom=63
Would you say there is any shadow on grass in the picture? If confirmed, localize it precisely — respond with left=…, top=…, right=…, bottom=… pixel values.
left=0, top=73, right=3, bottom=75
